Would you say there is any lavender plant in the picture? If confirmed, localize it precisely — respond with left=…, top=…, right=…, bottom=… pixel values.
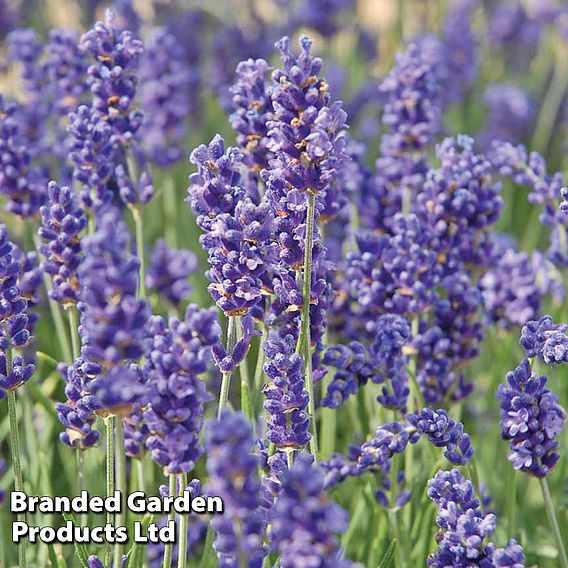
left=0, top=3, right=567, bottom=568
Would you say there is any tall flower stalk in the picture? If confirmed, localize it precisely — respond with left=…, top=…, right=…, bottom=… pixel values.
left=0, top=226, right=35, bottom=568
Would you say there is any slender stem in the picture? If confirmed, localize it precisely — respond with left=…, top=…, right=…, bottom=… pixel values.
left=298, top=193, right=318, bottom=459
left=507, top=467, right=517, bottom=538
left=43, top=275, right=72, bottom=363
left=163, top=176, right=178, bottom=248
left=176, top=473, right=188, bottom=568
left=68, top=306, right=80, bottom=360
left=287, top=450, right=294, bottom=470
left=388, top=455, right=409, bottom=568
left=7, top=389, right=27, bottom=568
left=162, top=474, right=177, bottom=568
left=113, top=419, right=126, bottom=568
left=77, top=451, right=87, bottom=526
left=252, top=322, right=267, bottom=412
left=105, top=417, right=115, bottom=567
left=237, top=317, right=254, bottom=424
left=218, top=316, right=238, bottom=419
left=539, top=477, right=568, bottom=568
left=136, top=459, right=145, bottom=493
left=468, top=458, right=482, bottom=499
left=531, top=47, right=568, bottom=154
left=34, top=234, right=72, bottom=362
left=202, top=525, right=216, bottom=568
left=131, top=205, right=146, bottom=299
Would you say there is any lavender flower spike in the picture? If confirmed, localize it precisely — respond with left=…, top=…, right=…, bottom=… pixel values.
left=205, top=410, right=267, bottom=567
left=428, top=468, right=525, bottom=567
left=263, top=335, right=311, bottom=451
left=39, top=181, right=87, bottom=306
left=497, top=359, right=566, bottom=477
left=270, top=452, right=356, bottom=567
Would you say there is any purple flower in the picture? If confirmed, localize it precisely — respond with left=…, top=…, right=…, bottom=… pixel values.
left=0, top=225, right=32, bottom=353
left=480, top=248, right=555, bottom=328
left=144, top=306, right=221, bottom=474
left=187, top=134, right=245, bottom=220
left=416, top=135, right=503, bottom=267
left=203, top=197, right=278, bottom=316
left=265, top=35, right=348, bottom=198
left=229, top=58, right=273, bottom=173
left=323, top=314, right=410, bottom=410
left=428, top=469, right=524, bottom=567
left=139, top=26, right=197, bottom=166
left=262, top=335, right=310, bottom=450
left=490, top=141, right=566, bottom=266
left=519, top=315, right=568, bottom=361
left=205, top=410, right=267, bottom=567
left=39, top=181, right=87, bottom=306
left=269, top=452, right=355, bottom=568
left=89, top=363, right=150, bottom=417
left=146, top=240, right=197, bottom=307
left=407, top=408, right=474, bottom=465
left=369, top=42, right=442, bottom=230
left=80, top=9, right=144, bottom=145
left=55, top=358, right=101, bottom=449
left=0, top=96, right=47, bottom=217
left=0, top=354, right=35, bottom=401
left=497, top=359, right=566, bottom=477
left=441, top=0, right=479, bottom=102
left=67, top=105, right=114, bottom=213
left=481, top=83, right=534, bottom=146
left=78, top=210, right=148, bottom=368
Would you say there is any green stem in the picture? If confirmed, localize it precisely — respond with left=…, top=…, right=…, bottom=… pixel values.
left=68, top=306, right=80, bottom=360
left=162, top=474, right=177, bottom=568
left=131, top=205, right=146, bottom=299
left=539, top=477, right=568, bottom=568
left=43, top=274, right=72, bottom=363
left=237, top=317, right=253, bottom=424
left=468, top=458, right=482, bottom=498
left=136, top=459, right=145, bottom=493
left=202, top=525, right=216, bottom=568
left=163, top=176, right=178, bottom=248
left=287, top=450, right=294, bottom=470
left=298, top=193, right=318, bottom=460
left=34, top=234, right=72, bottom=362
left=113, top=419, right=126, bottom=568
left=7, top=389, right=27, bottom=568
left=507, top=467, right=516, bottom=538
left=176, top=473, right=188, bottom=568
left=105, top=417, right=115, bottom=567
left=531, top=47, right=568, bottom=154
left=388, top=454, right=410, bottom=568
left=77, top=451, right=87, bottom=526
left=218, top=316, right=238, bottom=419
left=252, top=322, right=267, bottom=412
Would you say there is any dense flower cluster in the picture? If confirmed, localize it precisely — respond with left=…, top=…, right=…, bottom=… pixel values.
left=428, top=469, right=524, bottom=567
left=263, top=335, right=310, bottom=450
left=269, top=453, right=354, bottom=568
left=80, top=10, right=143, bottom=145
left=55, top=359, right=101, bottom=450
left=0, top=96, right=46, bottom=217
left=205, top=410, right=267, bottom=567
left=490, top=140, right=566, bottom=266
left=146, top=240, right=197, bottom=307
left=38, top=181, right=86, bottom=305
left=1, top=5, right=568, bottom=568
left=497, top=358, right=566, bottom=477
left=139, top=27, right=197, bottom=166
left=144, top=306, right=220, bottom=473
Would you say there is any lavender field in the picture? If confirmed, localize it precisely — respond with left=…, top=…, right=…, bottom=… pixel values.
left=0, top=0, right=567, bottom=567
